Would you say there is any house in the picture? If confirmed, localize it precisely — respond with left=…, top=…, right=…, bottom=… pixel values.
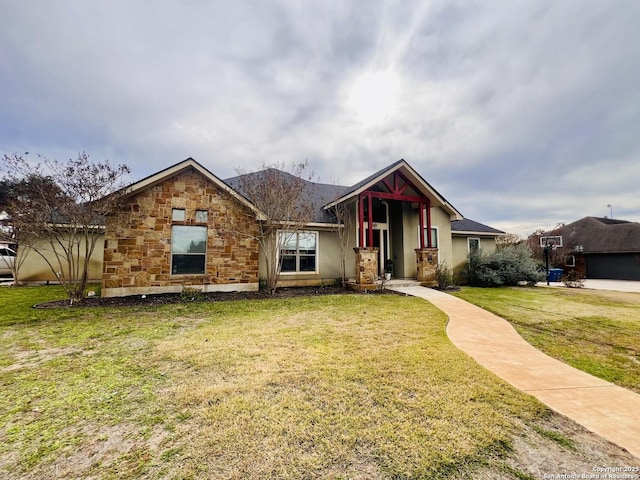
left=100, top=158, right=503, bottom=297
left=539, top=217, right=640, bottom=281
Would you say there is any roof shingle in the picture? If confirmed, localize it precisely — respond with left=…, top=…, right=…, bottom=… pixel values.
left=546, top=217, right=640, bottom=253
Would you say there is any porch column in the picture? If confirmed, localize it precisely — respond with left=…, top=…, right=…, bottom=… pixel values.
left=354, top=247, right=379, bottom=288
left=426, top=199, right=432, bottom=248
left=358, top=194, right=365, bottom=247
left=367, top=193, right=374, bottom=247
left=415, top=248, right=439, bottom=286
left=418, top=200, right=425, bottom=249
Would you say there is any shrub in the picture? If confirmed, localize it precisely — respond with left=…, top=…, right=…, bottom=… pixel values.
left=180, top=285, right=205, bottom=302
left=463, top=249, right=483, bottom=286
left=563, top=270, right=585, bottom=288
left=436, top=261, right=454, bottom=289
left=466, top=244, right=545, bottom=287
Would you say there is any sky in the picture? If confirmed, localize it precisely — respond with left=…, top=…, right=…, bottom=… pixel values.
left=1, top=0, right=639, bottom=237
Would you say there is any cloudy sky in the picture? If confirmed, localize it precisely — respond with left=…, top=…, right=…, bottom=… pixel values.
left=1, top=0, right=639, bottom=236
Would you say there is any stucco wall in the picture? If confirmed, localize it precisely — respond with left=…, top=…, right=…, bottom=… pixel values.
left=14, top=235, right=104, bottom=283
left=401, top=202, right=418, bottom=278
left=260, top=228, right=356, bottom=288
left=430, top=207, right=453, bottom=266
left=102, top=169, right=260, bottom=297
left=451, top=235, right=498, bottom=275
left=398, top=204, right=453, bottom=278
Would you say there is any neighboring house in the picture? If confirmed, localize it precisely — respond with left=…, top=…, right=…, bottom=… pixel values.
left=16, top=235, right=105, bottom=283
left=0, top=209, right=104, bottom=283
left=98, top=158, right=503, bottom=297
left=540, top=216, right=640, bottom=281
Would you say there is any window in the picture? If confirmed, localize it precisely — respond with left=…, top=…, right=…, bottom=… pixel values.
left=565, top=255, right=576, bottom=267
left=362, top=197, right=388, bottom=223
left=418, top=227, right=439, bottom=248
left=468, top=238, right=480, bottom=253
left=279, top=231, right=317, bottom=273
left=195, top=210, right=208, bottom=223
left=0, top=248, right=16, bottom=257
left=171, top=225, right=207, bottom=275
left=172, top=208, right=186, bottom=221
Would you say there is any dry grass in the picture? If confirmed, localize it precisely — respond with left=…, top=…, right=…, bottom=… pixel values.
left=1, top=286, right=638, bottom=479
left=153, top=295, right=544, bottom=479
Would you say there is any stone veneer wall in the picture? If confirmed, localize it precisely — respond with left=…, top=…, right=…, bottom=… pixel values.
left=415, top=248, right=439, bottom=286
left=353, top=247, right=379, bottom=285
left=102, top=168, right=260, bottom=297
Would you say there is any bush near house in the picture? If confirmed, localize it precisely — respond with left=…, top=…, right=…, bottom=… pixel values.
left=465, top=244, right=544, bottom=287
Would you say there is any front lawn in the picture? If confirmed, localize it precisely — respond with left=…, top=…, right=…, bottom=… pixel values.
left=1, top=286, right=637, bottom=479
left=452, top=286, right=640, bottom=393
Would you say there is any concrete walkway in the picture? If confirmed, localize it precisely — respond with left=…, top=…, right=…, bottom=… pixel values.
left=390, top=285, right=640, bottom=459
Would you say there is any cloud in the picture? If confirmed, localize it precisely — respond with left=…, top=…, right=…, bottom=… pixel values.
left=1, top=0, right=639, bottom=237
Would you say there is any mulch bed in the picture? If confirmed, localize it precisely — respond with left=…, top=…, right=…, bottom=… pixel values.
left=34, top=286, right=400, bottom=309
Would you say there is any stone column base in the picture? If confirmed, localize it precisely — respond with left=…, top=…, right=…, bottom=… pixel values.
left=354, top=247, right=379, bottom=286
left=415, top=248, right=439, bottom=286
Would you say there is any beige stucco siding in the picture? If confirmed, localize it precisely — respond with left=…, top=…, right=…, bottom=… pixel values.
left=396, top=204, right=454, bottom=278
left=400, top=202, right=418, bottom=278
left=261, top=229, right=355, bottom=287
left=16, top=235, right=104, bottom=283
left=430, top=207, right=453, bottom=266
left=451, top=235, right=498, bottom=275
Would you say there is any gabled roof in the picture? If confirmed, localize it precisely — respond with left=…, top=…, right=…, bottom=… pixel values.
left=322, top=159, right=463, bottom=220
left=123, top=158, right=266, bottom=220
left=451, top=218, right=505, bottom=236
left=547, top=216, right=640, bottom=253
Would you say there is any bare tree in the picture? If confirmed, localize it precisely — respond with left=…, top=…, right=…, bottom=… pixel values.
left=326, top=184, right=352, bottom=288
left=230, top=161, right=316, bottom=294
left=0, top=176, right=59, bottom=284
left=1, top=152, right=130, bottom=303
left=495, top=232, right=524, bottom=249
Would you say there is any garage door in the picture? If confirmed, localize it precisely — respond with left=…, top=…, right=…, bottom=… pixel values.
left=586, top=254, right=640, bottom=280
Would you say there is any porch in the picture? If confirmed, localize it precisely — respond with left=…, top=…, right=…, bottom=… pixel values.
left=351, top=168, right=440, bottom=288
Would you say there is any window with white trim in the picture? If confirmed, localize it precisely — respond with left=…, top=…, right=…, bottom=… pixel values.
left=279, top=231, right=318, bottom=273
left=419, top=227, right=439, bottom=248
left=468, top=237, right=480, bottom=253
left=565, top=255, right=576, bottom=267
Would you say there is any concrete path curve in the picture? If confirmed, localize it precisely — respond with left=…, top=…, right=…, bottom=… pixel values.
left=391, top=285, right=640, bottom=459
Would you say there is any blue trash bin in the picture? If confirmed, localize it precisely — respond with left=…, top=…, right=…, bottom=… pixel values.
left=548, top=268, right=563, bottom=282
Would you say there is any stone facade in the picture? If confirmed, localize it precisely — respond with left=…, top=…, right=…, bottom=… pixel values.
left=415, top=248, right=439, bottom=286
left=102, top=168, right=260, bottom=297
left=353, top=247, right=379, bottom=287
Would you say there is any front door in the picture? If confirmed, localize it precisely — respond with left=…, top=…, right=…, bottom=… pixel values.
left=364, top=224, right=389, bottom=276
left=359, top=198, right=392, bottom=276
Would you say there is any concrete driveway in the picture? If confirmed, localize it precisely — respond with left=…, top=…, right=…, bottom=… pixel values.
left=542, top=279, right=640, bottom=293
